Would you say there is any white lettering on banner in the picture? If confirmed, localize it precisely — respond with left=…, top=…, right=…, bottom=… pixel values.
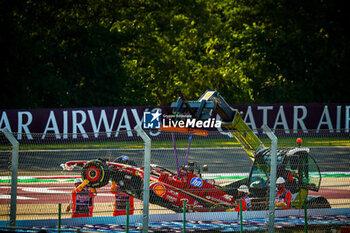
left=42, top=111, right=60, bottom=139
left=63, top=111, right=68, bottom=139
left=336, top=106, right=341, bottom=133
left=72, top=110, right=88, bottom=138
left=317, top=105, right=334, bottom=133
left=115, top=109, right=132, bottom=137
left=293, top=106, right=308, bottom=133
left=88, top=109, right=118, bottom=138
left=273, top=106, right=290, bottom=133
left=346, top=106, right=350, bottom=133
left=1, top=104, right=349, bottom=140
left=244, top=106, right=258, bottom=133
left=18, top=112, right=33, bottom=140
left=0, top=112, right=12, bottom=132
left=258, top=106, right=273, bottom=128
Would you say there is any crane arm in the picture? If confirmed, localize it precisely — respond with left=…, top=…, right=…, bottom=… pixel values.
left=171, top=90, right=265, bottom=160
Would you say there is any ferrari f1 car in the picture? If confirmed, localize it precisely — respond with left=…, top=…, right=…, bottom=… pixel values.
left=61, top=90, right=330, bottom=212
left=61, top=156, right=236, bottom=212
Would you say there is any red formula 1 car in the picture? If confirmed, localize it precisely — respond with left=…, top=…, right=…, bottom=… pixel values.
left=61, top=156, right=236, bottom=213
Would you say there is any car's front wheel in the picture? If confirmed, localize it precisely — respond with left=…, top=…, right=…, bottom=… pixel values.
left=82, top=160, right=110, bottom=188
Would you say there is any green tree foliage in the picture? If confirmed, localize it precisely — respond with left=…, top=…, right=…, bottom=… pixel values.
left=1, top=0, right=127, bottom=108
left=1, top=0, right=348, bottom=108
left=221, top=0, right=349, bottom=103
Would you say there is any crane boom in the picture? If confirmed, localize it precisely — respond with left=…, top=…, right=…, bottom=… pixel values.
left=171, top=90, right=265, bottom=160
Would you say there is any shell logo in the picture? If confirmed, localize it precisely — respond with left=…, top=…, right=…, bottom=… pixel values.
left=153, top=183, right=166, bottom=197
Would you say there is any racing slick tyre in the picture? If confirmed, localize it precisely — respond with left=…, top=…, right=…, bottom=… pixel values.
left=82, top=160, right=110, bottom=188
left=306, top=196, right=331, bottom=209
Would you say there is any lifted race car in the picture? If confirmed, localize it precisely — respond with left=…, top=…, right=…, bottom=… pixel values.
left=61, top=90, right=330, bottom=212
left=62, top=156, right=236, bottom=212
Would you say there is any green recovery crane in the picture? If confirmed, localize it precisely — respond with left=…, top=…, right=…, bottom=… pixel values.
left=171, top=90, right=264, bottom=160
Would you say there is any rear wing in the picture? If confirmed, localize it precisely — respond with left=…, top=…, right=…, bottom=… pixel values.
left=171, top=90, right=265, bottom=160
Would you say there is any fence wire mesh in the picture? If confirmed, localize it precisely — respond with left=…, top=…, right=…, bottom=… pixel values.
left=0, top=131, right=12, bottom=222
left=0, top=128, right=349, bottom=232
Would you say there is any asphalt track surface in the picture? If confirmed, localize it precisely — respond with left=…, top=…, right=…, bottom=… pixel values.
left=0, top=147, right=349, bottom=206
left=0, top=146, right=349, bottom=174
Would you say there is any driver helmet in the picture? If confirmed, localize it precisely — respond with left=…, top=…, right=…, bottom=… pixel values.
left=115, top=155, right=129, bottom=163
left=276, top=177, right=285, bottom=184
left=115, top=155, right=137, bottom=166
left=237, top=185, right=249, bottom=194
left=74, top=178, right=83, bottom=184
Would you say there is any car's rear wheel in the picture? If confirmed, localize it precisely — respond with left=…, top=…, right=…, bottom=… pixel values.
left=307, top=196, right=331, bottom=209
left=82, top=160, right=110, bottom=188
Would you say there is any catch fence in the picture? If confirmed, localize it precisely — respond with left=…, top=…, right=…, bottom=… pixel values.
left=0, top=128, right=349, bottom=232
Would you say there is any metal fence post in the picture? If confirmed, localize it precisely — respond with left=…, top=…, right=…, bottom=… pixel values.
left=239, top=200, right=243, bottom=233
left=1, top=128, right=19, bottom=227
left=134, top=125, right=151, bottom=233
left=58, top=203, right=62, bottom=233
left=183, top=200, right=186, bottom=233
left=126, top=201, right=130, bottom=233
left=304, top=199, right=308, bottom=233
left=261, top=125, right=278, bottom=233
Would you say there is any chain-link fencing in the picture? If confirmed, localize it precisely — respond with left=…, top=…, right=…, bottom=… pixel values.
left=0, top=130, right=13, bottom=223
left=0, top=128, right=349, bottom=232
